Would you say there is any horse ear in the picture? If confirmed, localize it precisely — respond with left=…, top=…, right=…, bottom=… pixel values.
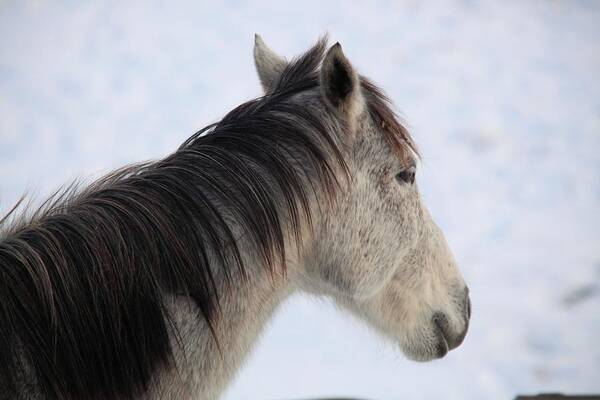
left=253, top=34, right=287, bottom=93
left=320, top=43, right=363, bottom=119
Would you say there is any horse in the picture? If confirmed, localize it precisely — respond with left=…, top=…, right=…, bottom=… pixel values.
left=0, top=35, right=470, bottom=399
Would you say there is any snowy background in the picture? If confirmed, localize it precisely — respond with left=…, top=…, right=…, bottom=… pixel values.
left=1, top=1, right=599, bottom=399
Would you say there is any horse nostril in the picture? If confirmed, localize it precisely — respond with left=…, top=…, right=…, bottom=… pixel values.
left=464, top=287, right=471, bottom=320
left=433, top=313, right=448, bottom=331
left=466, top=294, right=471, bottom=319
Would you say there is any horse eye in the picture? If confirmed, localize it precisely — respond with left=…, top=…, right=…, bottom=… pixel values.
left=395, top=168, right=416, bottom=185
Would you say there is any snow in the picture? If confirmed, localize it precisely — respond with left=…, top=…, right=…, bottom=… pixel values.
left=1, top=1, right=599, bottom=399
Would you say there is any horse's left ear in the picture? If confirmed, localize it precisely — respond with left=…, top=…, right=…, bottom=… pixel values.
left=320, top=43, right=364, bottom=121
left=254, top=34, right=287, bottom=93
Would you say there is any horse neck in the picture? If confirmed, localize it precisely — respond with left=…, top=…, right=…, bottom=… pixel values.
left=152, top=252, right=297, bottom=399
left=1, top=185, right=306, bottom=400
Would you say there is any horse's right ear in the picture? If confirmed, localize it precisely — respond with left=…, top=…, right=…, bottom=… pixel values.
left=253, top=34, right=287, bottom=93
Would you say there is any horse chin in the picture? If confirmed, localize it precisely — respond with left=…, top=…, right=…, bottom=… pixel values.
left=401, top=343, right=448, bottom=363
left=399, top=331, right=450, bottom=362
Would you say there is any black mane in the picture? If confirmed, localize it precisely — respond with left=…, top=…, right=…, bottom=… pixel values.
left=0, top=38, right=413, bottom=399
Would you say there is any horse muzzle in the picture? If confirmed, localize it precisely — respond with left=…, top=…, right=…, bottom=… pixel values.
left=432, top=287, right=471, bottom=357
